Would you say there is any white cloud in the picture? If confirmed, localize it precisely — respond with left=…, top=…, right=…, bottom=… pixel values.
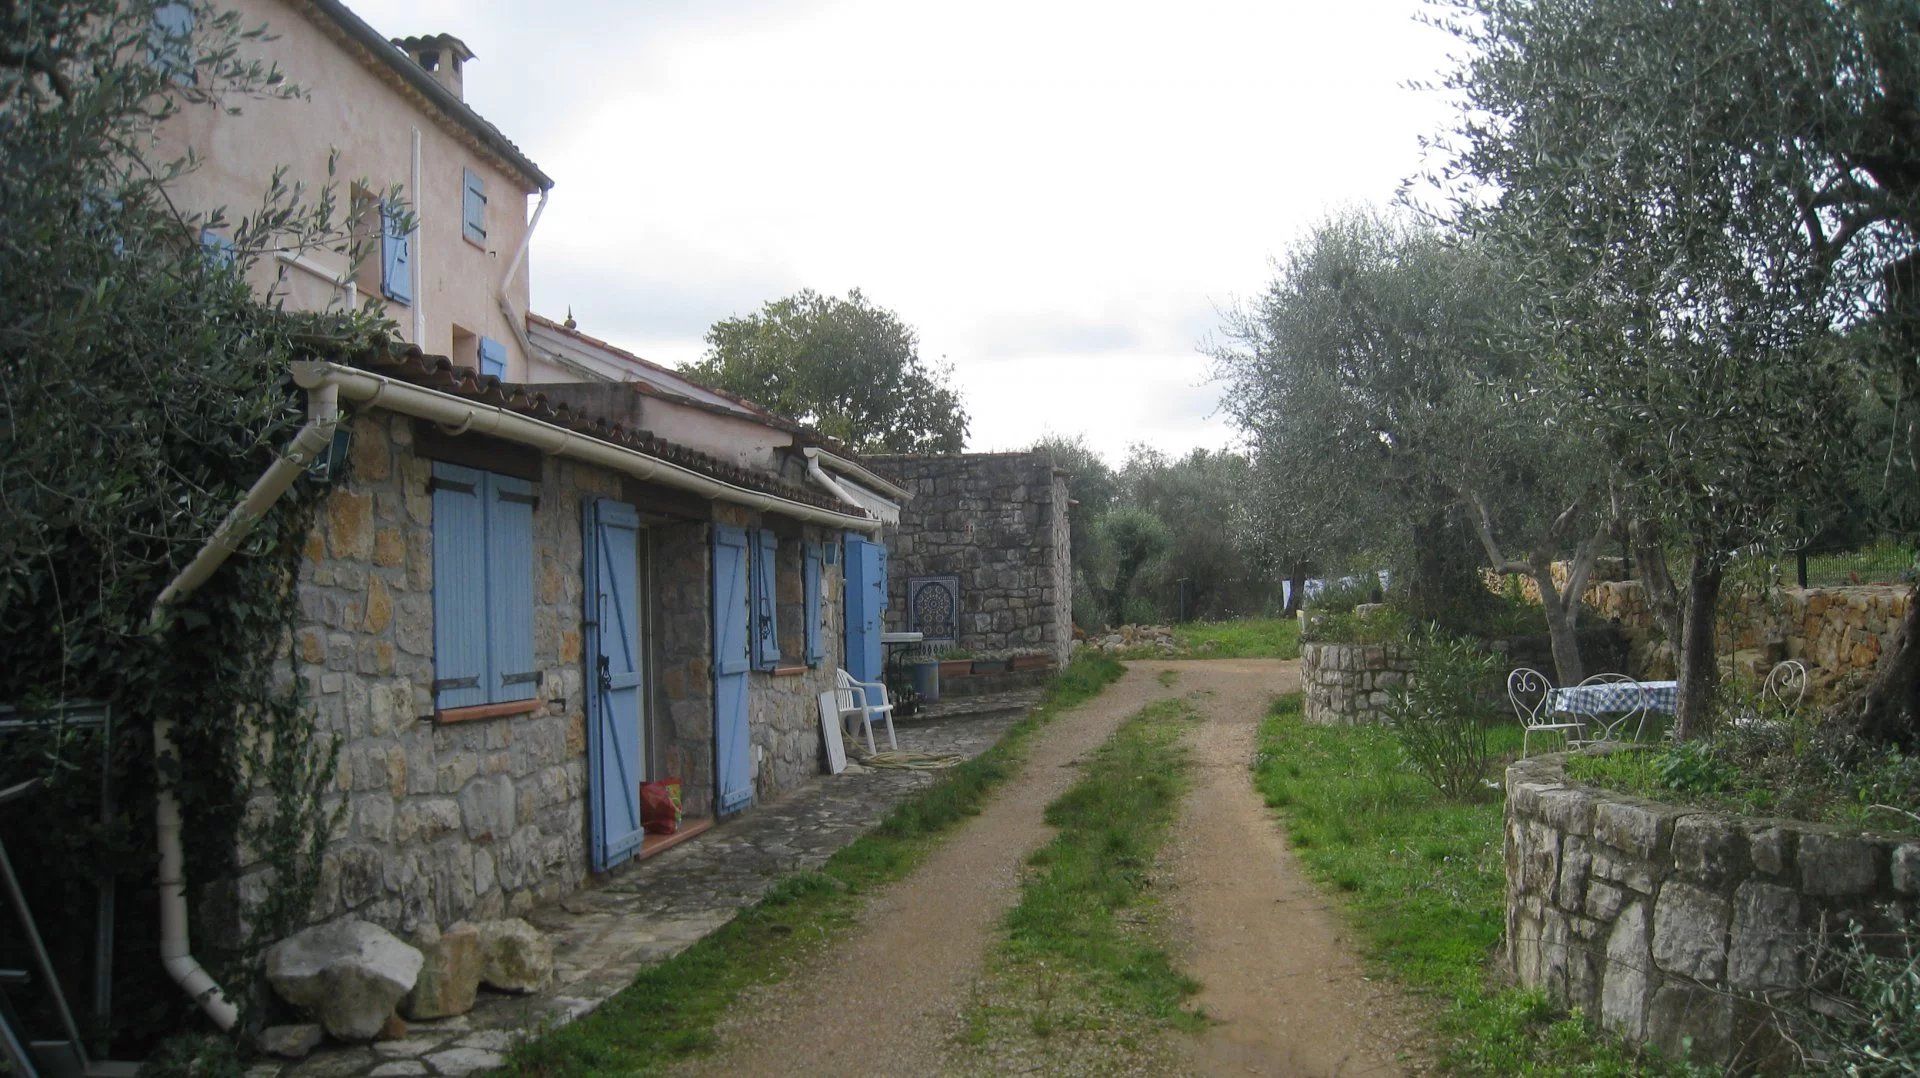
left=348, top=0, right=1456, bottom=464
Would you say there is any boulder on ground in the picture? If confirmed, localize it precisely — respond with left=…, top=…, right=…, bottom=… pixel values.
left=476, top=918, right=553, bottom=993
left=403, top=921, right=482, bottom=1019
left=264, top=919, right=424, bottom=1041
left=257, top=1023, right=322, bottom=1059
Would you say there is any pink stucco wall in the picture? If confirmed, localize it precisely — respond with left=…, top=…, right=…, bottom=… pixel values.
left=158, top=0, right=541, bottom=379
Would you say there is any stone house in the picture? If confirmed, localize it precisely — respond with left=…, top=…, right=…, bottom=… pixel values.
left=256, top=345, right=899, bottom=938
left=868, top=452, right=1073, bottom=687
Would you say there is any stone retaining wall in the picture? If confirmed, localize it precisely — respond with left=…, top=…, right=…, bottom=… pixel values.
left=1510, top=561, right=1910, bottom=693
left=1505, top=751, right=1920, bottom=1069
left=1299, top=641, right=1414, bottom=725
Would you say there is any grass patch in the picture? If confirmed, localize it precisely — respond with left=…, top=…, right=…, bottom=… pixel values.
left=961, top=697, right=1203, bottom=1071
left=1803, top=538, right=1915, bottom=587
left=1106, top=616, right=1303, bottom=660
left=1254, top=694, right=1684, bottom=1075
left=1156, top=669, right=1179, bottom=687
left=501, top=653, right=1125, bottom=1076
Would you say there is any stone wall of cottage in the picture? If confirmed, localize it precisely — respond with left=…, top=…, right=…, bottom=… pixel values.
left=1505, top=560, right=1911, bottom=694
left=240, top=414, right=851, bottom=938
left=867, top=451, right=1072, bottom=664
left=1505, top=751, right=1920, bottom=1069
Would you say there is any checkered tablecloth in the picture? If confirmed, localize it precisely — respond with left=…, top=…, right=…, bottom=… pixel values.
left=1549, top=680, right=1678, bottom=716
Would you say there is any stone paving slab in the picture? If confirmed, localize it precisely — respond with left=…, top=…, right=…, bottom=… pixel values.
left=255, top=710, right=1023, bottom=1077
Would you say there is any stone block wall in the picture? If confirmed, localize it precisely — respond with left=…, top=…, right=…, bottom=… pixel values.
left=262, top=413, right=601, bottom=937
left=1299, top=641, right=1414, bottom=725
left=1506, top=752, right=1920, bottom=1069
left=1506, top=561, right=1911, bottom=692
left=868, top=451, right=1072, bottom=664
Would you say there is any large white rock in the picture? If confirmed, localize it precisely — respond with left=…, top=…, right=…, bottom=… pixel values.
left=265, top=919, right=425, bottom=1041
left=476, top=918, right=552, bottom=993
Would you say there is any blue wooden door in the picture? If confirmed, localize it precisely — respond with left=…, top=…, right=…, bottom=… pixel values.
left=843, top=533, right=887, bottom=684
left=585, top=499, right=645, bottom=871
left=712, top=525, right=754, bottom=815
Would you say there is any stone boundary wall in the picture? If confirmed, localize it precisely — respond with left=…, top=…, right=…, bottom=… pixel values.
left=868, top=451, right=1072, bottom=665
left=1299, top=641, right=1414, bottom=725
left=1506, top=561, right=1910, bottom=692
left=1505, top=751, right=1920, bottom=1069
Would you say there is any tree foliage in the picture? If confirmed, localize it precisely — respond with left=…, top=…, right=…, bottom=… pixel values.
left=686, top=288, right=970, bottom=453
left=1, top=0, right=374, bottom=1039
left=1427, top=0, right=1907, bottom=737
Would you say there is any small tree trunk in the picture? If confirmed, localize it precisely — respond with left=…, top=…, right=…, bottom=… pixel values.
left=1672, top=562, right=1724, bottom=740
left=1282, top=562, right=1308, bottom=616
left=1533, top=561, right=1587, bottom=685
left=1840, top=586, right=1920, bottom=749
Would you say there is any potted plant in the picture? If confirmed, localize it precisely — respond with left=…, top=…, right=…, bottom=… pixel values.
left=937, top=647, right=975, bottom=679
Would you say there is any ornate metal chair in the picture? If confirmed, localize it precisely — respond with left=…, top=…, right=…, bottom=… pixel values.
left=1762, top=659, right=1809, bottom=708
left=1565, top=672, right=1653, bottom=744
left=1510, top=668, right=1582, bottom=757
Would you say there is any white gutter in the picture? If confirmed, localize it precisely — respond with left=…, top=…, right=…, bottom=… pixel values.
left=498, top=189, right=549, bottom=374
left=293, top=361, right=882, bottom=535
left=806, top=447, right=910, bottom=502
left=146, top=380, right=341, bottom=1032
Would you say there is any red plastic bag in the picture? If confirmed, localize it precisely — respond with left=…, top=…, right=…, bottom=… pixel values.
left=641, top=777, right=683, bottom=835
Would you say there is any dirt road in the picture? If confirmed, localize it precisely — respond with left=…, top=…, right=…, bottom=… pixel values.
left=682, top=659, right=1420, bottom=1077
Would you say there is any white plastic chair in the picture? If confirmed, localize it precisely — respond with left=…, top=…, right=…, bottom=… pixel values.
left=1511, top=668, right=1583, bottom=757
left=834, top=668, right=897, bottom=755
left=1566, top=672, right=1653, bottom=744
left=1762, top=660, right=1808, bottom=708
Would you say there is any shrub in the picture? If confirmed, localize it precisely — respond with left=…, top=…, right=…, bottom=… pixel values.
left=1385, top=633, right=1500, bottom=800
left=1805, top=916, right=1920, bottom=1075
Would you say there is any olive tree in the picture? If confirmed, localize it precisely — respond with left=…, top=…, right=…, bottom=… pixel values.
left=1428, top=0, right=1896, bottom=737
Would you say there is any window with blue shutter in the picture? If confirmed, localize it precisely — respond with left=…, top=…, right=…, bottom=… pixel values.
left=380, top=199, right=412, bottom=305
left=149, top=1, right=194, bottom=83
left=750, top=529, right=781, bottom=670
left=478, top=336, right=508, bottom=380
left=804, top=541, right=824, bottom=666
left=198, top=228, right=236, bottom=269
left=462, top=167, right=488, bottom=246
left=431, top=462, right=538, bottom=712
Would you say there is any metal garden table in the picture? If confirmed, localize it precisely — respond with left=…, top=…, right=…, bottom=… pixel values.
left=1548, top=679, right=1678, bottom=743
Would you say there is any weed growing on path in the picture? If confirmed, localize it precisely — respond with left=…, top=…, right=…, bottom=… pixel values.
left=1157, top=668, right=1180, bottom=687
left=501, top=654, right=1124, bottom=1076
left=1253, top=694, right=1692, bottom=1076
left=961, top=696, right=1203, bottom=1073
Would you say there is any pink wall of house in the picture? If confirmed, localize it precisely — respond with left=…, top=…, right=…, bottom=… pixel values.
left=157, top=0, right=544, bottom=379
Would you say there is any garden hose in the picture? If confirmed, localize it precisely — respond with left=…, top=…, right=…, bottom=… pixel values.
left=851, top=749, right=965, bottom=770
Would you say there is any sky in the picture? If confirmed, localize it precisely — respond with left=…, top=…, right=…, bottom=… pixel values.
left=348, top=0, right=1461, bottom=464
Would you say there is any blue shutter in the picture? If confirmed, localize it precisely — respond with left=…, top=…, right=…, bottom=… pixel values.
left=751, top=529, right=780, bottom=669
left=149, top=2, right=194, bottom=81
left=462, top=167, right=488, bottom=246
left=712, top=526, right=754, bottom=814
left=380, top=200, right=412, bottom=304
left=486, top=474, right=537, bottom=702
left=199, top=228, right=236, bottom=269
left=804, top=542, right=823, bottom=666
left=478, top=336, right=508, bottom=380
left=431, top=462, right=489, bottom=709
left=585, top=499, right=645, bottom=869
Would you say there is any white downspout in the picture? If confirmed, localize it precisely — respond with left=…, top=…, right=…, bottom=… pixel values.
left=147, top=378, right=342, bottom=1032
left=410, top=128, right=426, bottom=347
left=804, top=450, right=858, bottom=506
left=498, top=188, right=549, bottom=375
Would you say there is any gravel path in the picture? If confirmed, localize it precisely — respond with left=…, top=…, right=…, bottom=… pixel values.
left=1152, top=658, right=1425, bottom=1076
left=677, top=662, right=1176, bottom=1077
left=680, top=658, right=1424, bottom=1076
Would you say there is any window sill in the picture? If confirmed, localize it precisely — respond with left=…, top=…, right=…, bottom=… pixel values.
left=767, top=665, right=809, bottom=678
left=436, top=698, right=541, bottom=724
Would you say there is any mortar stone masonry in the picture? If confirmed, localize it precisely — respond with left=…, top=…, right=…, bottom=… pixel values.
left=1505, top=750, right=1919, bottom=1070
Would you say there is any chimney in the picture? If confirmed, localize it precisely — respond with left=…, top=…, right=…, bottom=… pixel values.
left=392, top=34, right=474, bottom=101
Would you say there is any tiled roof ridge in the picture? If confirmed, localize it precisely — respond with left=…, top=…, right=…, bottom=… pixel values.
left=333, top=339, right=860, bottom=516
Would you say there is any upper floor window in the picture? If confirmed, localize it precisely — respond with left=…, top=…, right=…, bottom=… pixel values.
left=462, top=167, right=487, bottom=247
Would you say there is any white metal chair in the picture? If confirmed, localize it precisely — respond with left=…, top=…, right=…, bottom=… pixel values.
left=833, top=668, right=897, bottom=755
left=1566, top=672, right=1653, bottom=744
left=1762, top=659, right=1808, bottom=708
left=1511, top=668, right=1583, bottom=757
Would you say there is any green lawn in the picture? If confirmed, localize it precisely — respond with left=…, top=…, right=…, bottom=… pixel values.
left=1107, top=616, right=1303, bottom=660
left=1253, top=695, right=1685, bottom=1076
left=1804, top=538, right=1915, bottom=587
left=960, top=697, right=1202, bottom=1070
left=501, top=654, right=1125, bottom=1076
